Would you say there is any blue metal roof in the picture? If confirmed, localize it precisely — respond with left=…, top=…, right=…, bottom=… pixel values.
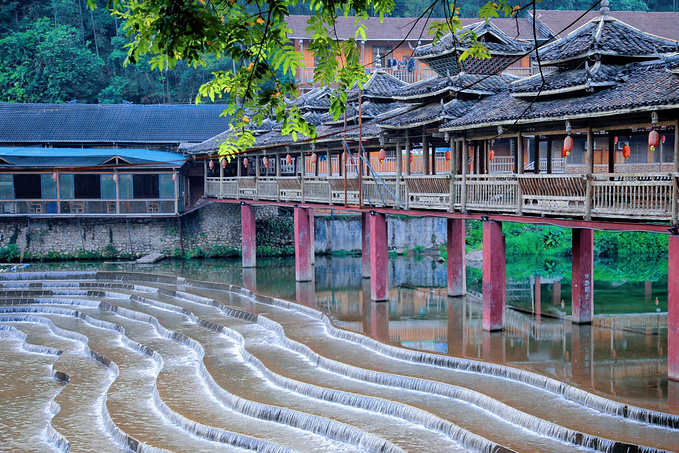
left=0, top=147, right=187, bottom=168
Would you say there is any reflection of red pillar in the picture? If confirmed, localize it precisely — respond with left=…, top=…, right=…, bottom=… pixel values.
left=362, top=278, right=372, bottom=335
left=571, top=324, right=593, bottom=385
left=534, top=276, right=541, bottom=322
left=295, top=280, right=316, bottom=308
left=482, top=331, right=506, bottom=364
left=482, top=220, right=505, bottom=331
left=361, top=212, right=371, bottom=278
left=241, top=204, right=256, bottom=268
left=669, top=235, right=679, bottom=381
left=294, top=207, right=313, bottom=282
left=572, top=228, right=593, bottom=324
left=447, top=218, right=466, bottom=297
left=371, top=301, right=390, bottom=343
left=552, top=281, right=562, bottom=306
left=242, top=267, right=257, bottom=292
left=669, top=380, right=679, bottom=414
left=447, top=296, right=466, bottom=357
left=370, top=212, right=388, bottom=301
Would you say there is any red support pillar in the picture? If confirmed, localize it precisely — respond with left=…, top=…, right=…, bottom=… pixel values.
left=482, top=220, right=505, bottom=331
left=668, top=235, right=679, bottom=381
left=447, top=218, right=466, bottom=297
left=241, top=203, right=256, bottom=268
left=294, top=207, right=313, bottom=282
left=369, top=212, right=388, bottom=301
left=361, top=212, right=371, bottom=278
left=572, top=228, right=593, bottom=324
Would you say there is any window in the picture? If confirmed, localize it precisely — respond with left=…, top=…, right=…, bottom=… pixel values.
left=159, top=174, right=174, bottom=199
left=74, top=174, right=101, bottom=199
left=14, top=174, right=41, bottom=199
left=133, top=174, right=159, bottom=199
left=41, top=174, right=57, bottom=199
left=101, top=174, right=116, bottom=199
left=0, top=175, right=13, bottom=199
left=371, top=46, right=392, bottom=68
left=59, top=174, right=74, bottom=199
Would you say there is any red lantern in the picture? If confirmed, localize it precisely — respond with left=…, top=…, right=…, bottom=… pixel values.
left=614, top=136, right=618, bottom=144
left=172, top=173, right=177, bottom=181
left=263, top=157, right=269, bottom=168
left=561, top=145, right=570, bottom=158
left=52, top=171, right=57, bottom=181
left=286, top=154, right=292, bottom=165
left=310, top=153, right=317, bottom=164
left=209, top=160, right=214, bottom=169
left=649, top=129, right=659, bottom=151
left=221, top=158, right=226, bottom=168
left=113, top=173, right=118, bottom=182
left=445, top=150, right=451, bottom=161
left=489, top=149, right=495, bottom=162
left=378, top=148, right=386, bottom=163
left=243, top=157, right=248, bottom=168
left=662, top=135, right=667, bottom=143
left=563, top=135, right=573, bottom=154
left=342, top=151, right=347, bottom=162
left=409, top=153, right=413, bottom=163
left=622, top=144, right=631, bottom=159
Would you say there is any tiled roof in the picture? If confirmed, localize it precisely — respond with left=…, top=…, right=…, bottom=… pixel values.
left=537, top=16, right=678, bottom=65
left=0, top=103, right=230, bottom=145
left=0, top=147, right=186, bottom=168
left=286, top=15, right=545, bottom=43
left=393, top=73, right=516, bottom=99
left=413, top=20, right=528, bottom=59
left=362, top=70, right=409, bottom=98
left=532, top=10, right=679, bottom=41
left=440, top=58, right=679, bottom=130
left=509, top=62, right=622, bottom=96
left=380, top=99, right=475, bottom=129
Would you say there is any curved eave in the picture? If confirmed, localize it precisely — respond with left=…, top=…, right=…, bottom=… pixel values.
left=416, top=47, right=525, bottom=61
left=510, top=81, right=618, bottom=98
left=393, top=87, right=451, bottom=101
left=540, top=51, right=676, bottom=67
left=439, top=103, right=679, bottom=133
left=380, top=116, right=443, bottom=130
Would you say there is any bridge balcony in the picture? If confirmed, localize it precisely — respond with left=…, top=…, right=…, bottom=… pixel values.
left=205, top=172, right=678, bottom=222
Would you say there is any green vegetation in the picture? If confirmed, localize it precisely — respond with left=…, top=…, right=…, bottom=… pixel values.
left=460, top=221, right=666, bottom=259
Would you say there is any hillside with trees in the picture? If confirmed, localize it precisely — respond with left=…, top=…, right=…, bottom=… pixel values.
left=0, top=0, right=675, bottom=105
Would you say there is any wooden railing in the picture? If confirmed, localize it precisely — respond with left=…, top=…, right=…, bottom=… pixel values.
left=204, top=172, right=679, bottom=222
left=0, top=198, right=182, bottom=215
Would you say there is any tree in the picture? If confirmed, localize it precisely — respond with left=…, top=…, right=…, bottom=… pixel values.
left=94, top=0, right=517, bottom=156
left=0, top=18, right=103, bottom=102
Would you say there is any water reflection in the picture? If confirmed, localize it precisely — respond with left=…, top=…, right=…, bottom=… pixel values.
left=26, top=252, right=671, bottom=414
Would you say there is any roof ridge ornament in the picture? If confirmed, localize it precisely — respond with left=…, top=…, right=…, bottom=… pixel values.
left=600, top=0, right=610, bottom=17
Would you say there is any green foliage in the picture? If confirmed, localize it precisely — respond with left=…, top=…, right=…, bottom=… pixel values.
left=0, top=244, right=20, bottom=262
left=594, top=230, right=668, bottom=258
left=413, top=245, right=425, bottom=254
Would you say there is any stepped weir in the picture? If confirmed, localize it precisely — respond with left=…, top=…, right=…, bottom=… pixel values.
left=0, top=270, right=677, bottom=452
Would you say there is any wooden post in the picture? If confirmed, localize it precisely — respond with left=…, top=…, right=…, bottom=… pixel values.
left=431, top=141, right=437, bottom=175
left=422, top=128, right=430, bottom=175
left=395, top=141, right=402, bottom=206
left=406, top=132, right=411, bottom=176
left=534, top=136, right=540, bottom=174
left=326, top=148, right=332, bottom=176
left=546, top=136, right=553, bottom=174
left=585, top=127, right=594, bottom=220
left=673, top=121, right=679, bottom=223
left=517, top=133, right=524, bottom=174
left=461, top=138, right=468, bottom=213
left=448, top=137, right=455, bottom=212
left=608, top=133, right=616, bottom=173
